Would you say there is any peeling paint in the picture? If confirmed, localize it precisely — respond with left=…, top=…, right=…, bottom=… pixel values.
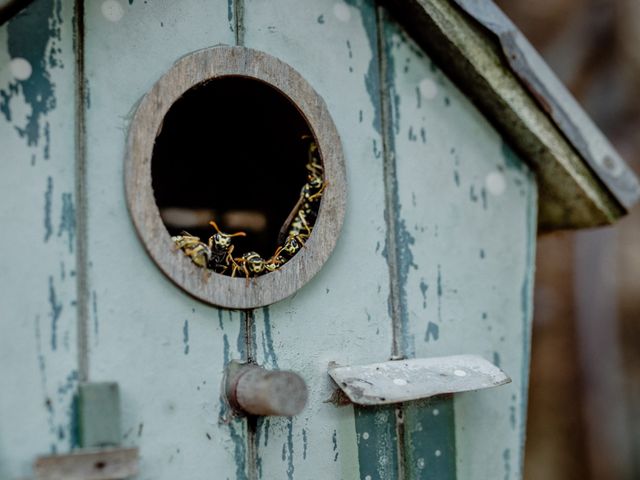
left=425, top=321, right=439, bottom=342
left=57, top=192, right=75, bottom=253
left=260, top=306, right=278, bottom=369
left=182, top=319, right=189, bottom=355
left=286, top=419, right=294, bottom=479
left=502, top=141, right=525, bottom=172
left=419, top=278, right=428, bottom=308
left=302, top=428, right=307, bottom=460
left=91, top=291, right=98, bottom=341
left=344, top=0, right=381, bottom=135
left=44, top=175, right=53, bottom=241
left=48, top=275, right=62, bottom=351
left=1, top=0, right=63, bottom=157
left=437, top=264, right=442, bottom=323
left=503, top=448, right=512, bottom=480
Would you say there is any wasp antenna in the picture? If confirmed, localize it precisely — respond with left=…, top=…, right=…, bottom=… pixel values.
left=209, top=220, right=222, bottom=234
left=229, top=231, right=247, bottom=238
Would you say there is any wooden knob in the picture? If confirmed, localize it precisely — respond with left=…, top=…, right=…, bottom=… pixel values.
left=227, top=363, right=308, bottom=416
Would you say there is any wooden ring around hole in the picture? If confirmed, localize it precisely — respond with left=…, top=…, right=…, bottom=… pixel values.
left=125, top=46, right=347, bottom=309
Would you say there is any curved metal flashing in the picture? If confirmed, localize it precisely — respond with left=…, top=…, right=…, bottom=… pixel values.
left=451, top=0, right=640, bottom=211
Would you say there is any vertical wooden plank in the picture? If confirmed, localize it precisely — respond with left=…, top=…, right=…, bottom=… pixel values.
left=354, top=406, right=399, bottom=480
left=82, top=2, right=247, bottom=479
left=381, top=11, right=537, bottom=480
left=0, top=1, right=79, bottom=478
left=403, top=397, right=455, bottom=478
left=243, top=0, right=397, bottom=478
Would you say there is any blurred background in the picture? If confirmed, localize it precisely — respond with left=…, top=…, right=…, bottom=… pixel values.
left=494, top=1, right=640, bottom=479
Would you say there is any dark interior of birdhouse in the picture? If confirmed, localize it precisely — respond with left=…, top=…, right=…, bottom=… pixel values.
left=152, top=76, right=321, bottom=274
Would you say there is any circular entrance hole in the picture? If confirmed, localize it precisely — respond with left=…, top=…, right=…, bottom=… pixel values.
left=126, top=46, right=346, bottom=308
left=151, top=77, right=318, bottom=271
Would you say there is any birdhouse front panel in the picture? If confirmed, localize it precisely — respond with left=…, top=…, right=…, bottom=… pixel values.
left=0, top=1, right=537, bottom=479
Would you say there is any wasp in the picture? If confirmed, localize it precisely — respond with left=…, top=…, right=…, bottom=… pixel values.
left=207, top=221, right=247, bottom=272
left=172, top=221, right=246, bottom=272
left=231, top=251, right=266, bottom=284
left=171, top=233, right=212, bottom=268
left=171, top=137, right=327, bottom=281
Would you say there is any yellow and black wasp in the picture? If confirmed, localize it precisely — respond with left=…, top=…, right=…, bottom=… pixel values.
left=172, top=136, right=327, bottom=284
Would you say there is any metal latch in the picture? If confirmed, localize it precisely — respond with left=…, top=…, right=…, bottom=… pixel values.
left=33, top=382, right=139, bottom=480
left=328, top=354, right=510, bottom=405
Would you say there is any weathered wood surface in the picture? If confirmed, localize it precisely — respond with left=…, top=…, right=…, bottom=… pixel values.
left=382, top=0, right=621, bottom=230
left=1, top=1, right=538, bottom=479
left=0, top=2, right=79, bottom=478
left=83, top=2, right=248, bottom=479
left=34, top=447, right=138, bottom=480
left=244, top=0, right=398, bottom=478
left=382, top=11, right=537, bottom=479
left=125, top=46, right=347, bottom=309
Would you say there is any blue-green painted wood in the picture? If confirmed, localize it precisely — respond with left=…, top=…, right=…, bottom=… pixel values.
left=403, top=397, right=456, bottom=479
left=382, top=11, right=537, bottom=480
left=243, top=0, right=397, bottom=478
left=0, top=1, right=79, bottom=477
left=82, top=2, right=248, bottom=479
left=354, top=405, right=399, bottom=480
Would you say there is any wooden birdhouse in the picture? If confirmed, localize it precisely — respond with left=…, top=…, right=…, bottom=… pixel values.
left=1, top=0, right=638, bottom=479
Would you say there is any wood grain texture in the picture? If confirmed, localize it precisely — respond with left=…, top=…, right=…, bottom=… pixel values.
left=83, top=2, right=249, bottom=479
left=0, top=1, right=79, bottom=477
left=125, top=46, right=347, bottom=309
left=244, top=0, right=397, bottom=478
left=34, top=447, right=138, bottom=480
left=381, top=12, right=537, bottom=479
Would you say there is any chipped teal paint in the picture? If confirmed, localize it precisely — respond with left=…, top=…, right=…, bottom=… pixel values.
left=44, top=175, right=53, bottom=240
left=285, top=418, right=295, bottom=479
left=503, top=448, right=512, bottom=480
left=344, top=0, right=381, bottom=135
left=48, top=275, right=62, bottom=350
left=382, top=8, right=537, bottom=479
left=380, top=8, right=418, bottom=359
left=91, top=290, right=98, bottom=340
left=260, top=306, right=278, bottom=369
left=502, top=141, right=526, bottom=173
left=220, top=332, right=249, bottom=480
left=182, top=319, right=189, bottom=355
left=425, top=321, right=439, bottom=342
left=354, top=406, right=399, bottom=480
left=518, top=164, right=537, bottom=471
left=58, top=191, right=75, bottom=253
left=0, top=0, right=62, bottom=153
left=302, top=428, right=308, bottom=460
left=404, top=397, right=456, bottom=480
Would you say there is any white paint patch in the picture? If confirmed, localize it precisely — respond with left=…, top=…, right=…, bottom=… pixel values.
left=9, top=57, right=32, bottom=81
left=101, top=0, right=124, bottom=22
left=419, top=78, right=438, bottom=100
left=362, top=431, right=370, bottom=440
left=486, top=171, right=506, bottom=196
left=333, top=2, right=351, bottom=22
left=435, top=449, right=442, bottom=457
left=365, top=476, right=372, bottom=480
left=432, top=408, right=439, bottom=416
left=417, top=458, right=426, bottom=469
left=454, top=369, right=467, bottom=377
left=393, top=378, right=407, bottom=386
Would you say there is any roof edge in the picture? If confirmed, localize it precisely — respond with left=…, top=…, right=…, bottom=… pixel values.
left=382, top=0, right=638, bottom=230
